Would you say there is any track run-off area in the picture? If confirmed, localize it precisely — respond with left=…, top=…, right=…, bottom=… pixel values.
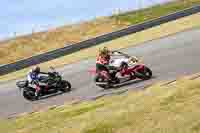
left=0, top=27, right=200, bottom=119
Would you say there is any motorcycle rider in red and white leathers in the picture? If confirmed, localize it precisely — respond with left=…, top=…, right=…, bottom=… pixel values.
left=96, top=47, right=117, bottom=81
left=96, top=47, right=139, bottom=80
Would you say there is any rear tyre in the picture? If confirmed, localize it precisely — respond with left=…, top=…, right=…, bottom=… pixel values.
left=95, top=74, right=111, bottom=89
left=60, top=80, right=71, bottom=92
left=97, top=83, right=111, bottom=89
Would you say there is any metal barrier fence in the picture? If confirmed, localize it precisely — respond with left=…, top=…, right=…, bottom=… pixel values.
left=0, top=5, right=199, bottom=75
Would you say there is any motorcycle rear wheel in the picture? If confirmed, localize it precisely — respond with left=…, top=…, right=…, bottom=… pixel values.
left=95, top=76, right=115, bottom=89
left=23, top=88, right=38, bottom=101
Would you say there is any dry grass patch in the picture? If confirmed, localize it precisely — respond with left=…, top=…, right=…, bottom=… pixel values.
left=1, top=78, right=200, bottom=133
left=0, top=18, right=127, bottom=65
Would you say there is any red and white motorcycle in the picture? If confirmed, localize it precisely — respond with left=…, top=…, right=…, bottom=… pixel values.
left=93, top=51, right=152, bottom=89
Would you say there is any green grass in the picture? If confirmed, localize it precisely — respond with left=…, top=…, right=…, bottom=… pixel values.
left=1, top=77, right=200, bottom=133
left=112, top=0, right=200, bottom=24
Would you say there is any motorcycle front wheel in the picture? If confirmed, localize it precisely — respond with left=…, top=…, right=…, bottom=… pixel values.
left=137, top=66, right=152, bottom=80
left=59, top=80, right=71, bottom=92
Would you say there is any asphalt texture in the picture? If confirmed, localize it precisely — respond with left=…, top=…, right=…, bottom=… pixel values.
left=0, top=27, right=200, bottom=119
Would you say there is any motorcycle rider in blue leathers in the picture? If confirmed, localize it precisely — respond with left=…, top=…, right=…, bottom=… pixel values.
left=27, top=66, right=48, bottom=97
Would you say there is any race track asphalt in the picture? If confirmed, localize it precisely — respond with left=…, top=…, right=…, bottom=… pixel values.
left=0, top=27, right=200, bottom=119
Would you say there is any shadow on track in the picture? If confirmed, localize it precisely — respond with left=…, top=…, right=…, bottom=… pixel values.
left=30, top=88, right=75, bottom=101
left=99, top=75, right=157, bottom=91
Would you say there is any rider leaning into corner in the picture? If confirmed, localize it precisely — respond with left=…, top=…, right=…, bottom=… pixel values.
left=96, top=47, right=115, bottom=81
left=27, top=66, right=48, bottom=97
left=96, top=46, right=139, bottom=81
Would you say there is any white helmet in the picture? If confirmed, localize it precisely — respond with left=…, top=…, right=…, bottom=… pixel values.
left=32, top=66, right=40, bottom=73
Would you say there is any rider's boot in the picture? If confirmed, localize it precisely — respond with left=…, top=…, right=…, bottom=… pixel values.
left=35, top=85, right=41, bottom=99
left=35, top=91, right=39, bottom=97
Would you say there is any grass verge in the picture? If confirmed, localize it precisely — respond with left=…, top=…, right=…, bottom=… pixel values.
left=1, top=77, right=200, bottom=133
left=0, top=0, right=200, bottom=64
left=0, top=12, right=199, bottom=83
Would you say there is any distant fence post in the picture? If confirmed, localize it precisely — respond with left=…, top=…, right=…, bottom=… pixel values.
left=112, top=8, right=121, bottom=25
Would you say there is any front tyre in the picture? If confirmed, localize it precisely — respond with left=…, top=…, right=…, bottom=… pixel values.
left=141, top=66, right=152, bottom=80
left=59, top=80, right=71, bottom=92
